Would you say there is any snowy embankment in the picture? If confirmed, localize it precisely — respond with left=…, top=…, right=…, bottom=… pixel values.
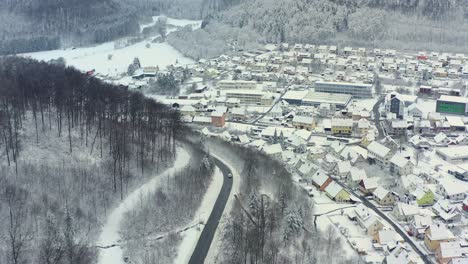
left=20, top=17, right=201, bottom=77
left=172, top=165, right=224, bottom=264
left=97, top=146, right=190, bottom=264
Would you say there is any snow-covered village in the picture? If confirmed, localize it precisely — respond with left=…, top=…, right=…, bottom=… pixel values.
left=2, top=1, right=468, bottom=264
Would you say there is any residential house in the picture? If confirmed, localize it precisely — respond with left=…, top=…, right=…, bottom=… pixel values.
left=311, top=170, right=333, bottom=191
left=298, top=162, right=318, bottom=177
left=377, top=229, right=403, bottom=246
left=325, top=181, right=350, bottom=202
left=334, top=160, right=352, bottom=178
left=373, top=187, right=396, bottom=206
left=367, top=141, right=393, bottom=165
left=392, top=202, right=420, bottom=222
left=380, top=136, right=400, bottom=151
left=211, top=111, right=226, bottom=127
left=347, top=145, right=368, bottom=162
left=434, top=132, right=452, bottom=146
left=346, top=168, right=367, bottom=188
left=331, top=118, right=354, bottom=135
left=358, top=118, right=370, bottom=135
left=386, top=93, right=405, bottom=119
left=321, top=154, right=340, bottom=172
left=390, top=154, right=414, bottom=175
left=361, top=133, right=375, bottom=147
left=180, top=105, right=196, bottom=117
left=409, top=135, right=430, bottom=149
left=436, top=241, right=468, bottom=264
left=359, top=178, right=379, bottom=195
left=400, top=174, right=425, bottom=192
left=292, top=115, right=316, bottom=130
left=390, top=120, right=408, bottom=136
left=437, top=179, right=467, bottom=201
left=424, top=224, right=456, bottom=251
left=410, top=215, right=433, bottom=239
left=408, top=103, right=424, bottom=118
left=262, top=144, right=283, bottom=159
left=230, top=107, right=247, bottom=121
left=432, top=200, right=463, bottom=223
left=353, top=204, right=384, bottom=237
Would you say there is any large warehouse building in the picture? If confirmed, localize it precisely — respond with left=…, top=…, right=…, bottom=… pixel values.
left=436, top=95, right=468, bottom=115
left=302, top=92, right=352, bottom=109
left=282, top=90, right=352, bottom=109
left=314, top=81, right=373, bottom=98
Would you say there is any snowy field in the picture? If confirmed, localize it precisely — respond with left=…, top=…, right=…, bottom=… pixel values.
left=20, top=16, right=201, bottom=77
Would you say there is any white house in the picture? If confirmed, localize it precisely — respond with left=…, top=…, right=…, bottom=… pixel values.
left=389, top=154, right=414, bottom=175
left=408, top=103, right=424, bottom=118
left=392, top=202, right=420, bottom=222
left=437, top=179, right=467, bottom=201
left=334, top=160, right=352, bottom=178
left=346, top=167, right=367, bottom=188
left=367, top=141, right=393, bottom=165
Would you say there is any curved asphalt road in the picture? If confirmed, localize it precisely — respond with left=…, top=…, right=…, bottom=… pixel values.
left=188, top=157, right=233, bottom=264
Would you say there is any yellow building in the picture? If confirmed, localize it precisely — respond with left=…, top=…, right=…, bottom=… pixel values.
left=331, top=118, right=353, bottom=135
left=360, top=133, right=375, bottom=148
left=325, top=181, right=350, bottom=202
left=424, top=224, right=456, bottom=251
left=292, top=115, right=316, bottom=131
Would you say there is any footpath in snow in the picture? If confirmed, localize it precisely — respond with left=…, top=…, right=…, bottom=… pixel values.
left=97, top=147, right=190, bottom=264
left=172, top=165, right=224, bottom=264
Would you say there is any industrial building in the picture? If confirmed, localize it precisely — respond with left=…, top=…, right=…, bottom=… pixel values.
left=225, top=90, right=270, bottom=105
left=282, top=90, right=351, bottom=108
left=436, top=145, right=468, bottom=162
left=436, top=95, right=468, bottom=115
left=282, top=90, right=309, bottom=105
left=314, top=81, right=373, bottom=98
left=217, top=80, right=257, bottom=90
left=302, top=92, right=352, bottom=109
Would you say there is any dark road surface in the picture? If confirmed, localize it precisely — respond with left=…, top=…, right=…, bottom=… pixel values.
left=372, top=96, right=385, bottom=139
left=188, top=157, right=233, bottom=264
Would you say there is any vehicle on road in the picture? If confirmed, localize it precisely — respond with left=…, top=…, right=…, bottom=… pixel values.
left=228, top=173, right=233, bottom=178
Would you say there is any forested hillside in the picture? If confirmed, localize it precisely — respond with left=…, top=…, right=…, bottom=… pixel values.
left=0, top=57, right=181, bottom=264
left=169, top=0, right=468, bottom=59
left=0, top=0, right=239, bottom=55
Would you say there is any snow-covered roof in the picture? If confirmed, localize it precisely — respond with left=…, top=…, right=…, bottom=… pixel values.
left=361, top=178, right=378, bottom=190
left=358, top=118, right=370, bottom=129
left=373, top=187, right=390, bottom=200
left=426, top=224, right=455, bottom=241
left=292, top=115, right=314, bottom=124
left=367, top=141, right=391, bottom=157
left=348, top=167, right=367, bottom=182
left=438, top=241, right=468, bottom=259
left=325, top=181, right=344, bottom=198
left=378, top=229, right=402, bottom=245
left=445, top=116, right=465, bottom=127
left=394, top=202, right=419, bottom=217
left=390, top=154, right=412, bottom=168
left=331, top=118, right=353, bottom=127
left=238, top=134, right=250, bottom=144
left=193, top=116, right=211, bottom=123
left=438, top=179, right=467, bottom=196
left=336, top=160, right=352, bottom=174
left=311, top=170, right=329, bottom=186
left=263, top=143, right=283, bottom=155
